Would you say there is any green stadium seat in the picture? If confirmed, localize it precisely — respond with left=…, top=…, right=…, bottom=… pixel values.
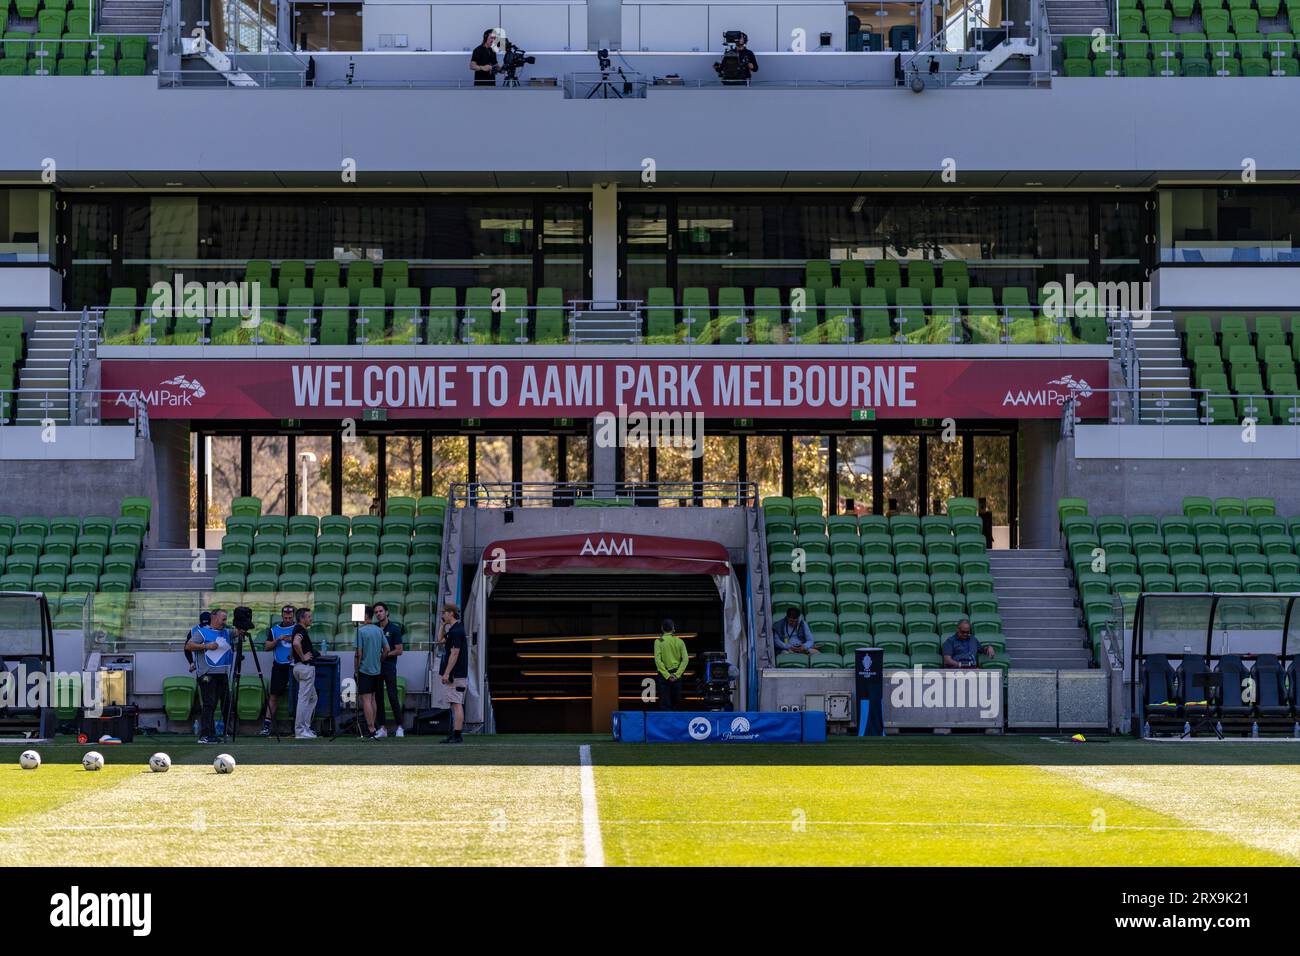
left=162, top=676, right=197, bottom=722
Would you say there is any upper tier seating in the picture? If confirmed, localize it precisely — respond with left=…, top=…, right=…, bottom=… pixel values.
left=1058, top=0, right=1300, bottom=77
left=97, top=258, right=1111, bottom=347
left=768, top=495, right=1010, bottom=671
left=1180, top=312, right=1300, bottom=423
left=0, top=0, right=149, bottom=78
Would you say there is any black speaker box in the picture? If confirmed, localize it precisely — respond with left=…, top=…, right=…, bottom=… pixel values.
left=412, top=707, right=452, bottom=735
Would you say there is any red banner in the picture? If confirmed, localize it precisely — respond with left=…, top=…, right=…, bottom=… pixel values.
left=99, top=358, right=1109, bottom=420
left=482, top=533, right=731, bottom=575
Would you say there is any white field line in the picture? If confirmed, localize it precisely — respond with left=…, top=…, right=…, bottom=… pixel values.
left=3, top=818, right=1298, bottom=836
left=578, top=743, right=605, bottom=867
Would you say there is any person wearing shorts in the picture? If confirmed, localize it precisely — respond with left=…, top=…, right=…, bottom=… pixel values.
left=261, top=604, right=297, bottom=736
left=354, top=607, right=388, bottom=738
left=437, top=604, right=467, bottom=744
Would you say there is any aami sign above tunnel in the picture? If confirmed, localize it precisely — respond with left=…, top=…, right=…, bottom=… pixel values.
left=100, top=358, right=1110, bottom=420
left=481, top=533, right=732, bottom=575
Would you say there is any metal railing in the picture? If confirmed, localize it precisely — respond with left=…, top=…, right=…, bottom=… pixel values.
left=1050, top=33, right=1300, bottom=76
left=449, top=481, right=759, bottom=509
left=92, top=301, right=1127, bottom=348
left=0, top=388, right=149, bottom=435
left=1062, top=386, right=1300, bottom=430
left=0, top=36, right=160, bottom=77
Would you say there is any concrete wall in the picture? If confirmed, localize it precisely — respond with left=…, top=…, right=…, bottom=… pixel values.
left=150, top=420, right=192, bottom=548
left=1154, top=265, right=1300, bottom=309
left=1058, top=434, right=1300, bottom=540
left=0, top=437, right=160, bottom=543
left=5, top=77, right=1300, bottom=182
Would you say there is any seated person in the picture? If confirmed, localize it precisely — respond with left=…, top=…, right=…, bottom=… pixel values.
left=773, top=607, right=818, bottom=654
left=941, top=618, right=995, bottom=668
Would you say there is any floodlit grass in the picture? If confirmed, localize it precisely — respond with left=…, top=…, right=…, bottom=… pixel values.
left=1, top=736, right=1298, bottom=866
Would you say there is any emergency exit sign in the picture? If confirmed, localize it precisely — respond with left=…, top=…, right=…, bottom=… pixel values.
left=362, top=409, right=388, bottom=422
left=851, top=409, right=876, bottom=421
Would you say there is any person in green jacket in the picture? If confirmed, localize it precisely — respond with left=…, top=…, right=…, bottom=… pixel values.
left=654, top=618, right=689, bottom=711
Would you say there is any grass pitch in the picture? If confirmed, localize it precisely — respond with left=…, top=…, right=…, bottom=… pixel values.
left=2, top=735, right=1299, bottom=866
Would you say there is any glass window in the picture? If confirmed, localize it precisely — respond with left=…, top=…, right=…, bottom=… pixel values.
left=791, top=435, right=827, bottom=506
left=703, top=434, right=738, bottom=483
left=836, top=434, right=873, bottom=515
left=0, top=190, right=53, bottom=263
left=882, top=435, right=919, bottom=514
left=339, top=436, right=379, bottom=516
left=205, top=436, right=243, bottom=537
left=521, top=436, right=558, bottom=484
left=250, top=436, right=288, bottom=515
left=67, top=199, right=113, bottom=310
left=541, top=202, right=587, bottom=304
left=926, top=434, right=962, bottom=516
left=385, top=436, right=423, bottom=499
left=1161, top=187, right=1299, bottom=263
left=292, top=1, right=361, bottom=52
left=428, top=435, right=469, bottom=498
left=623, top=201, right=668, bottom=302
left=974, top=436, right=1012, bottom=549
left=623, top=444, right=649, bottom=486
left=428, top=203, right=533, bottom=293
left=566, top=435, right=589, bottom=483
left=476, top=436, right=512, bottom=484
left=745, top=435, right=783, bottom=503
left=295, top=436, right=333, bottom=516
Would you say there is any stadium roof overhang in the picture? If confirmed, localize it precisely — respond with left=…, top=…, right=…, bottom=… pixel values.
left=481, top=533, right=731, bottom=576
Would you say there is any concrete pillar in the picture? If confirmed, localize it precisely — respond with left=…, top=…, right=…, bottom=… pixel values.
left=591, top=183, right=618, bottom=304
left=1018, top=420, right=1060, bottom=549
left=150, top=420, right=193, bottom=548
left=587, top=0, right=621, bottom=50
left=592, top=432, right=617, bottom=497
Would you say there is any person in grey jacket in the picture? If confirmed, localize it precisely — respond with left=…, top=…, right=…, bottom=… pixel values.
left=773, top=607, right=819, bottom=654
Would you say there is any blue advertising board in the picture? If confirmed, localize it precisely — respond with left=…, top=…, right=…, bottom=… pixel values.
left=612, top=711, right=825, bottom=743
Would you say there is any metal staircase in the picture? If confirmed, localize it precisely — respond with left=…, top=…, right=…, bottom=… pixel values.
left=950, top=37, right=1040, bottom=85
left=14, top=315, right=80, bottom=424
left=988, top=549, right=1093, bottom=670
left=97, top=0, right=164, bottom=34
left=1134, top=314, right=1200, bottom=423
left=1044, top=0, right=1113, bottom=35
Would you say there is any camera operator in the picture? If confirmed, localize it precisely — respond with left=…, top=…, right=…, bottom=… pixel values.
left=713, top=32, right=758, bottom=84
left=260, top=604, right=296, bottom=736
left=185, top=607, right=233, bottom=744
left=471, top=29, right=499, bottom=86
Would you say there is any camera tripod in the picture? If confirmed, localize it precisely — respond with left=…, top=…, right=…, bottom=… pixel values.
left=225, top=629, right=279, bottom=742
left=586, top=69, right=624, bottom=98
left=500, top=67, right=521, bottom=88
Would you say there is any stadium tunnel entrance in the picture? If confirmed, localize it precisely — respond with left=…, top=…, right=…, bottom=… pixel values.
left=455, top=534, right=743, bottom=733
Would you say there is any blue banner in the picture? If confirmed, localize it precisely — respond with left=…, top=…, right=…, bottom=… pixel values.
left=640, top=711, right=807, bottom=743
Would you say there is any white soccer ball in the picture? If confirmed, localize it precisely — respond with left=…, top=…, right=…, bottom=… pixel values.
left=19, top=750, right=40, bottom=770
left=82, top=751, right=104, bottom=771
left=213, top=754, right=236, bottom=774
left=149, top=753, right=171, bottom=773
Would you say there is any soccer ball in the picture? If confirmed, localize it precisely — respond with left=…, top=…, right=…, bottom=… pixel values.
left=149, top=753, right=171, bottom=773
left=213, top=754, right=236, bottom=774
left=82, top=751, right=104, bottom=771
left=18, top=750, right=40, bottom=770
